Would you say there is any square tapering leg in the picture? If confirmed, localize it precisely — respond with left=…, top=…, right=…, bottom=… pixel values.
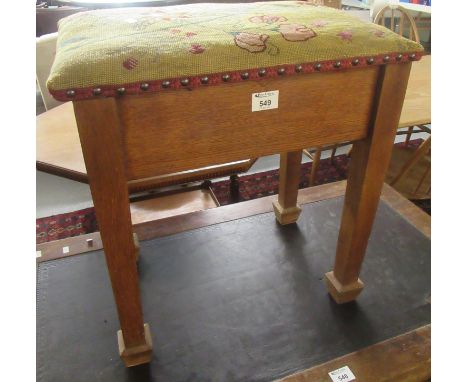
left=74, top=98, right=153, bottom=366
left=118, top=323, right=153, bottom=367
left=325, top=271, right=364, bottom=304
left=326, top=63, right=413, bottom=303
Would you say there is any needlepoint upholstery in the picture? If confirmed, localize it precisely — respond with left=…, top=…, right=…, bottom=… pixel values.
left=47, top=1, right=423, bottom=101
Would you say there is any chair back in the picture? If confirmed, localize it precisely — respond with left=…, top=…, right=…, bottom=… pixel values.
left=373, top=4, right=420, bottom=43
left=37, top=33, right=62, bottom=111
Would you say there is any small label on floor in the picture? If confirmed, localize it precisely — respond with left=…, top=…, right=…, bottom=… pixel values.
left=252, top=90, right=279, bottom=112
left=62, top=246, right=70, bottom=254
left=328, top=366, right=356, bottom=382
left=36, top=251, right=42, bottom=259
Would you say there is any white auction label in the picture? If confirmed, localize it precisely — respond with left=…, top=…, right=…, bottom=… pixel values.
left=328, top=366, right=356, bottom=382
left=251, top=90, right=279, bottom=112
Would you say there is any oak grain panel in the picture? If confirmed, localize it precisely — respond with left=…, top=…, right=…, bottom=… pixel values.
left=118, top=67, right=380, bottom=180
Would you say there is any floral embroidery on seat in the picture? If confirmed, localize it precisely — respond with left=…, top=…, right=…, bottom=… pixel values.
left=189, top=43, right=205, bottom=54
left=48, top=1, right=424, bottom=99
left=162, top=12, right=191, bottom=22
left=279, top=24, right=316, bottom=42
left=122, top=57, right=138, bottom=70
left=234, top=32, right=269, bottom=53
left=311, top=20, right=328, bottom=28
left=249, top=15, right=288, bottom=24
left=373, top=30, right=385, bottom=38
left=337, top=30, right=353, bottom=42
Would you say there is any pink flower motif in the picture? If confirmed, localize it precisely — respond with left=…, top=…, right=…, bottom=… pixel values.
left=311, top=20, right=328, bottom=28
left=337, top=30, right=353, bottom=42
left=279, top=24, right=317, bottom=42
left=170, top=29, right=181, bottom=34
left=189, top=44, right=205, bottom=54
left=374, top=30, right=385, bottom=37
left=186, top=32, right=197, bottom=37
left=122, top=57, right=138, bottom=70
left=249, top=15, right=288, bottom=24
left=234, top=32, right=269, bottom=53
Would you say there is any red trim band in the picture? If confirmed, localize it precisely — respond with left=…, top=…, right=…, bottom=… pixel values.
left=48, top=51, right=423, bottom=102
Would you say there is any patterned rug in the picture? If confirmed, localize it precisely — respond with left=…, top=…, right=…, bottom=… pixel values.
left=36, top=207, right=97, bottom=245
left=36, top=140, right=429, bottom=244
left=210, top=154, right=349, bottom=206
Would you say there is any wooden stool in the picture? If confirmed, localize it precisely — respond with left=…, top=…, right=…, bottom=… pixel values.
left=46, top=1, right=423, bottom=367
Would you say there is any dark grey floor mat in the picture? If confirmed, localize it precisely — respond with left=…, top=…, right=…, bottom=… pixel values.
left=37, top=196, right=430, bottom=382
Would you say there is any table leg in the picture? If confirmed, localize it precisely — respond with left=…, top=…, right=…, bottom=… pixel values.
left=325, top=63, right=412, bottom=304
left=73, top=98, right=152, bottom=366
left=229, top=174, right=240, bottom=203
left=273, top=150, right=302, bottom=225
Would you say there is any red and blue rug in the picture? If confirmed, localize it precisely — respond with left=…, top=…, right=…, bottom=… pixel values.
left=37, top=140, right=429, bottom=244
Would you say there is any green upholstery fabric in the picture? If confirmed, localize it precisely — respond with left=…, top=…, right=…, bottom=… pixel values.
left=47, top=1, right=423, bottom=100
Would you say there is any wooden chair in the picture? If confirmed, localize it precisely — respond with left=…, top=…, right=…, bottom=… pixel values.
left=386, top=130, right=431, bottom=200
left=374, top=5, right=429, bottom=200
left=374, top=4, right=423, bottom=146
left=373, top=5, right=420, bottom=43
left=320, top=4, right=425, bottom=188
left=46, top=2, right=422, bottom=367
left=37, top=33, right=63, bottom=111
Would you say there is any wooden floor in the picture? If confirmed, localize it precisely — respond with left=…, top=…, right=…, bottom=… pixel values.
left=130, top=189, right=217, bottom=225
left=279, top=325, right=430, bottom=382
left=386, top=145, right=431, bottom=200
left=36, top=187, right=218, bottom=261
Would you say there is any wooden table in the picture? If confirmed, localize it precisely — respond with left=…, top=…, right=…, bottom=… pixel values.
left=36, top=102, right=257, bottom=193
left=399, top=2, right=431, bottom=15
left=342, top=0, right=370, bottom=10
left=399, top=54, right=430, bottom=127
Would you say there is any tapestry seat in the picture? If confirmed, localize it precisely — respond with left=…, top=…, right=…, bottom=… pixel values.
left=47, top=1, right=423, bottom=101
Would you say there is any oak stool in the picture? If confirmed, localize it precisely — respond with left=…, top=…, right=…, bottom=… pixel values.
left=47, top=1, right=423, bottom=367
